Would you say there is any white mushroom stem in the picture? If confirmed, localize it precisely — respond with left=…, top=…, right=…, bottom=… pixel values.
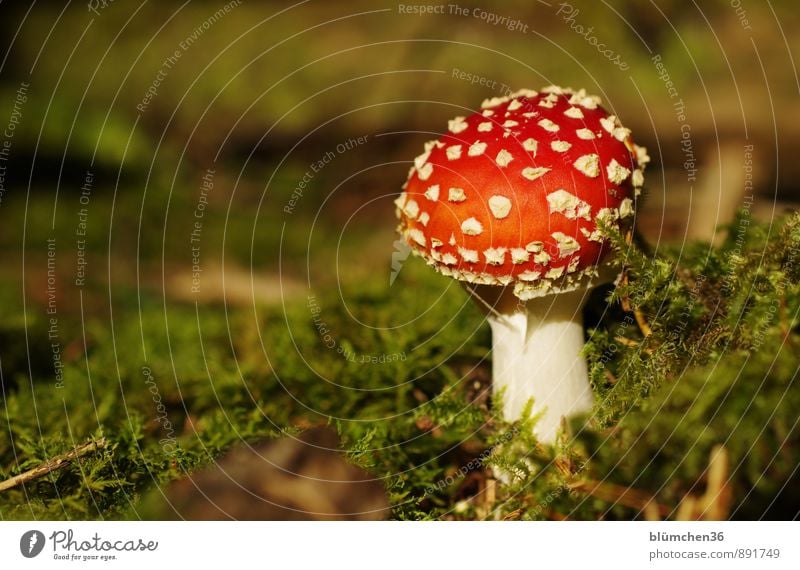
left=473, top=286, right=594, bottom=443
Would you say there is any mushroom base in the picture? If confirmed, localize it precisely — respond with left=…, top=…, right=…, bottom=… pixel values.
left=475, top=286, right=595, bottom=443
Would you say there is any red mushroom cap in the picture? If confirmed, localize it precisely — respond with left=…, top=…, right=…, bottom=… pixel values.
left=395, top=86, right=649, bottom=299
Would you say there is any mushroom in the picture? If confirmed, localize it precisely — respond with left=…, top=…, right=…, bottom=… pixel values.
left=395, top=86, right=648, bottom=442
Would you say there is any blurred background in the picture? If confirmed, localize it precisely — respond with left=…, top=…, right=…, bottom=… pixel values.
left=1, top=1, right=797, bottom=301
left=0, top=1, right=798, bottom=519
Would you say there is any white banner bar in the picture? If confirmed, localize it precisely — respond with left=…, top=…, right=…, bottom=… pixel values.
left=1, top=521, right=797, bottom=569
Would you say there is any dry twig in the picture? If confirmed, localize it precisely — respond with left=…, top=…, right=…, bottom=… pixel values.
left=620, top=228, right=653, bottom=338
left=676, top=445, right=732, bottom=520
left=569, top=478, right=671, bottom=518
left=0, top=438, right=107, bottom=493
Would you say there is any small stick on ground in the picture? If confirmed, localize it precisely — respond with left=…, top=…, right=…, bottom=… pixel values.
left=619, top=269, right=653, bottom=338
left=483, top=477, right=497, bottom=513
left=643, top=500, right=662, bottom=521
left=676, top=445, right=732, bottom=520
left=633, top=307, right=653, bottom=338
left=614, top=335, right=654, bottom=354
left=675, top=495, right=698, bottom=521
left=0, top=438, right=107, bottom=493
left=569, top=478, right=671, bottom=518
left=620, top=229, right=653, bottom=338
left=620, top=267, right=633, bottom=313
left=699, top=445, right=732, bottom=520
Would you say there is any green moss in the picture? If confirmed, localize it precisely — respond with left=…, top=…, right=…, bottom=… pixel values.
left=1, top=210, right=798, bottom=520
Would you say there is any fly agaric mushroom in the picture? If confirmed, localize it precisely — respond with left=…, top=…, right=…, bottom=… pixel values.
left=395, top=86, right=648, bottom=442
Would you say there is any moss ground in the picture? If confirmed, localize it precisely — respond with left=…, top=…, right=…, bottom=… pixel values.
left=1, top=190, right=798, bottom=520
